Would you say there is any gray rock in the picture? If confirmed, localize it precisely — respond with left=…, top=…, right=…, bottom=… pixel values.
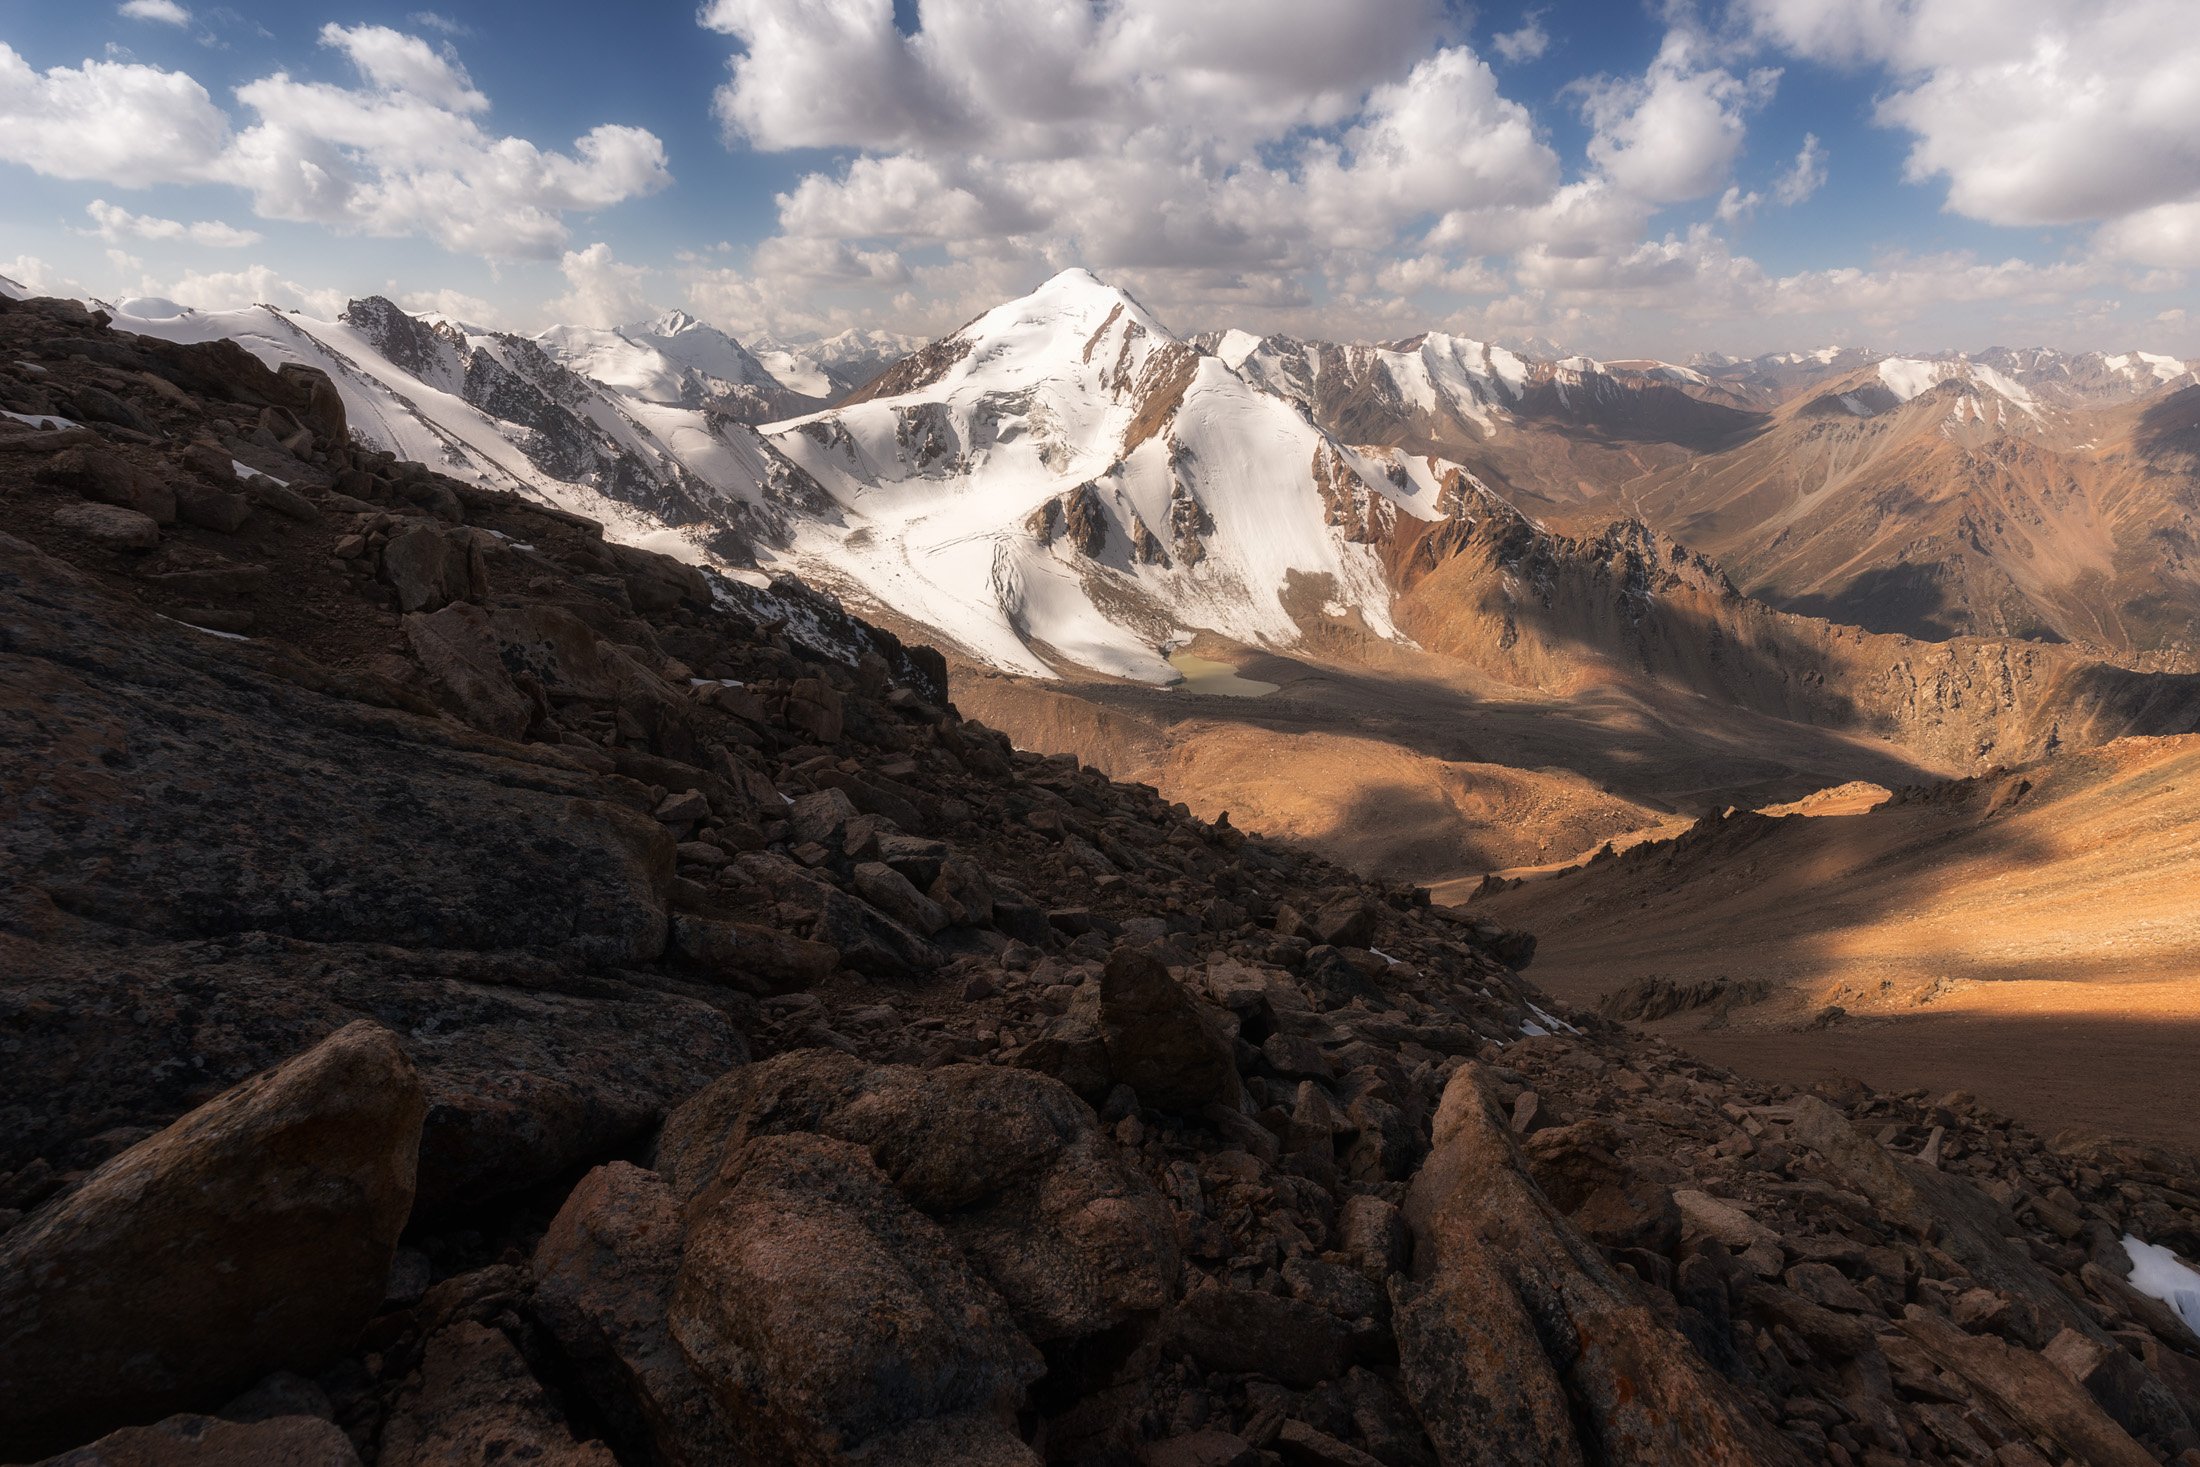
left=51, top=501, right=161, bottom=548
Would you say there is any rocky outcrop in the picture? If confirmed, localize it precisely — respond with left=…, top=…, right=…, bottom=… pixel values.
left=0, top=1024, right=425, bottom=1457
left=1394, top=1065, right=1799, bottom=1464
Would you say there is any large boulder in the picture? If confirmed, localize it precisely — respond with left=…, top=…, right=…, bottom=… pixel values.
left=532, top=1163, right=744, bottom=1467
left=0, top=1023, right=425, bottom=1457
left=1392, top=1064, right=1803, bottom=1466
left=26, top=1413, right=362, bottom=1467
left=657, top=1052, right=1179, bottom=1341
left=1098, top=945, right=1241, bottom=1114
left=668, top=1134, right=1043, bottom=1465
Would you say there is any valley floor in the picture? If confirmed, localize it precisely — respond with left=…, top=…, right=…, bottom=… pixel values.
left=948, top=634, right=1947, bottom=885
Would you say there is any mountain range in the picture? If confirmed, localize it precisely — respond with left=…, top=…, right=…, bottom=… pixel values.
left=50, top=267, right=2197, bottom=685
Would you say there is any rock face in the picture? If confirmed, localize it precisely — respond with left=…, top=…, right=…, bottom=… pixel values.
left=1394, top=1065, right=1799, bottom=1465
left=5, top=289, right=2200, bottom=1467
left=0, top=1023, right=425, bottom=1456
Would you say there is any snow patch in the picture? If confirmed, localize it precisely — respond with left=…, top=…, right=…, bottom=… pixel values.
left=3, top=409, right=80, bottom=430
left=2123, top=1236, right=2200, bottom=1340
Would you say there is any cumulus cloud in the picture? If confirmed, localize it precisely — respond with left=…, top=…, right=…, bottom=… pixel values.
left=0, top=26, right=669, bottom=261
left=1491, top=12, right=1549, bottom=65
left=694, top=0, right=1589, bottom=332
left=0, top=43, right=232, bottom=187
left=86, top=198, right=260, bottom=248
left=547, top=242, right=658, bottom=328
left=1741, top=0, right=2200, bottom=262
left=119, top=0, right=190, bottom=25
left=1579, top=33, right=1779, bottom=205
left=149, top=263, right=346, bottom=317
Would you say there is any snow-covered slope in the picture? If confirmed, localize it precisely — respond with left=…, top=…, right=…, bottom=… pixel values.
left=755, top=269, right=1476, bottom=680
left=535, top=311, right=821, bottom=422
left=102, top=294, right=798, bottom=563
left=750, top=327, right=925, bottom=400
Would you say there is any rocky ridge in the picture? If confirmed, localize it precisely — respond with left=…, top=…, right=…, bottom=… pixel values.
left=3, top=289, right=2200, bottom=1467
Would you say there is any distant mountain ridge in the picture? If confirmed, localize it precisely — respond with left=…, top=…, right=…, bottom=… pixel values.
left=88, top=273, right=2200, bottom=687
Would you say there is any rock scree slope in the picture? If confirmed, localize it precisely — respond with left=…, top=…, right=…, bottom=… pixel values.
left=3, top=289, right=2200, bottom=1465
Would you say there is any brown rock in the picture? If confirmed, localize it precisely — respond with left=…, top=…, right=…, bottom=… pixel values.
left=1166, top=1286, right=1360, bottom=1387
left=51, top=500, right=161, bottom=549
left=1899, top=1307, right=2159, bottom=1467
left=785, top=676, right=844, bottom=741
left=173, top=478, right=254, bottom=531
left=38, top=445, right=175, bottom=523
left=531, top=1164, right=742, bottom=1467
left=379, top=1321, right=617, bottom=1467
left=671, top=915, right=840, bottom=992
left=668, top=1134, right=1043, bottom=1463
left=1145, top=1430, right=1262, bottom=1467
left=1099, top=945, right=1242, bottom=1114
left=2041, top=1326, right=2200, bottom=1457
left=657, top=1052, right=1179, bottom=1341
left=382, top=523, right=456, bottom=612
left=0, top=1023, right=425, bottom=1456
left=853, top=860, right=950, bottom=935
left=1393, top=1064, right=1803, bottom=1466
left=403, top=604, right=535, bottom=741
left=27, top=1413, right=361, bottom=1466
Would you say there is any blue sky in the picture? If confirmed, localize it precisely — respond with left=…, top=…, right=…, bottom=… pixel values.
left=1, top=0, right=2194, bottom=357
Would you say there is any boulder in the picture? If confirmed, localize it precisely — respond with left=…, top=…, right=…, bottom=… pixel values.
left=1098, top=945, right=1242, bottom=1114
left=657, top=1052, right=1179, bottom=1341
left=1165, top=1286, right=1361, bottom=1387
left=382, top=523, right=458, bottom=612
left=51, top=501, right=161, bottom=549
left=27, top=1413, right=361, bottom=1467
left=0, top=1023, right=425, bottom=1456
left=1392, top=1064, right=1803, bottom=1466
left=668, top=1134, right=1043, bottom=1463
left=173, top=478, right=254, bottom=531
left=1899, top=1309, right=2159, bottom=1467
left=853, top=860, right=950, bottom=935
left=671, top=916, right=840, bottom=992
left=532, top=1164, right=744, bottom=1467
left=37, top=445, right=175, bottom=523
left=379, top=1321, right=619, bottom=1467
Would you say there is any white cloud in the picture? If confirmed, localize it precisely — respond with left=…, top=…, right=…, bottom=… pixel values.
left=0, top=26, right=669, bottom=261
left=118, top=0, right=190, bottom=26
left=86, top=198, right=260, bottom=248
left=0, top=44, right=231, bottom=187
left=399, top=287, right=500, bottom=327
left=3, top=255, right=62, bottom=293
left=1772, top=132, right=1826, bottom=206
left=1579, top=33, right=1779, bottom=205
left=150, top=263, right=346, bottom=317
left=1491, top=12, right=1549, bottom=65
left=546, top=242, right=658, bottom=328
left=1742, top=0, right=2200, bottom=262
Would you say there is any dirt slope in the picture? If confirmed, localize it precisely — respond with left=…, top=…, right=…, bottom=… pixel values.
left=1469, top=735, right=2200, bottom=1150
